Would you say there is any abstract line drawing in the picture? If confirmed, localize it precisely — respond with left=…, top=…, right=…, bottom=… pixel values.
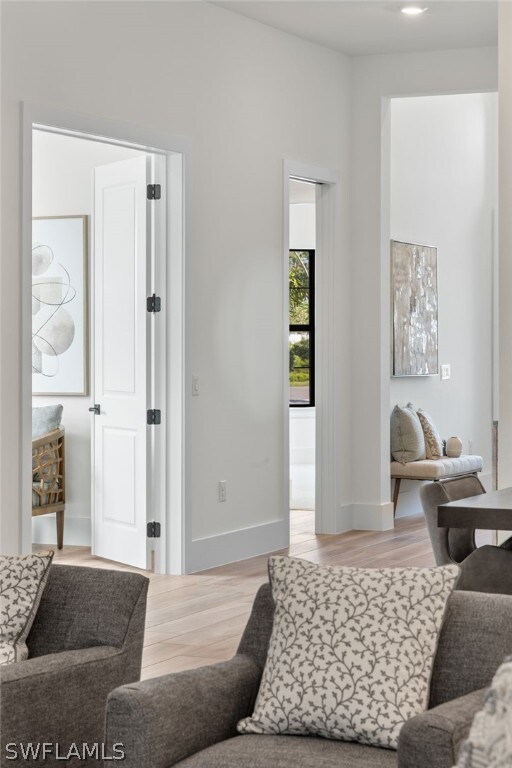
left=391, top=240, right=438, bottom=377
left=32, top=217, right=88, bottom=396
left=32, top=243, right=77, bottom=378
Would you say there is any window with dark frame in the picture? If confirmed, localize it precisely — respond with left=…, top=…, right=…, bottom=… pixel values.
left=289, top=249, right=315, bottom=407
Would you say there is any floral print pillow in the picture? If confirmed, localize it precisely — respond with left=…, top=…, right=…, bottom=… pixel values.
left=239, top=556, right=459, bottom=750
left=0, top=551, right=53, bottom=665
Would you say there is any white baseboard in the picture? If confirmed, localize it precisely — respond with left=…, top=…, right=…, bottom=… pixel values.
left=352, top=502, right=394, bottom=530
left=186, top=519, right=288, bottom=573
left=333, top=502, right=394, bottom=533
left=32, top=515, right=91, bottom=547
left=290, top=500, right=315, bottom=511
left=335, top=504, right=354, bottom=533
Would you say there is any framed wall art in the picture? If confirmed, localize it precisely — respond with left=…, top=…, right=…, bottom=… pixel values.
left=391, top=240, right=438, bottom=377
left=32, top=215, right=88, bottom=395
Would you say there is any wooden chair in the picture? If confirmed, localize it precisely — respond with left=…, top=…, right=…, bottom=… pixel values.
left=32, top=428, right=66, bottom=549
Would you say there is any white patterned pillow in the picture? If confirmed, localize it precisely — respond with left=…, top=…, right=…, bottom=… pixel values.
left=417, top=408, right=443, bottom=460
left=455, top=656, right=512, bottom=768
left=238, top=556, right=459, bottom=750
left=0, top=551, right=53, bottom=665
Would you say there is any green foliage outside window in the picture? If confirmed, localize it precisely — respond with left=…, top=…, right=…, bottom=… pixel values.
left=289, top=251, right=310, bottom=325
left=289, top=249, right=314, bottom=404
left=289, top=336, right=310, bottom=384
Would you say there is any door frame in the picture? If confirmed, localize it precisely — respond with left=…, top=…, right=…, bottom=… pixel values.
left=21, top=103, right=190, bottom=574
left=283, top=160, right=340, bottom=535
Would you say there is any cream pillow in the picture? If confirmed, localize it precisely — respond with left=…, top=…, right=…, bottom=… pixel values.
left=0, top=551, right=53, bottom=665
left=238, top=556, right=459, bottom=750
left=417, top=408, right=443, bottom=460
left=390, top=403, right=426, bottom=463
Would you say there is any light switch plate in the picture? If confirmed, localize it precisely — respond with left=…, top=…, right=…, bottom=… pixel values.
left=441, top=364, right=451, bottom=381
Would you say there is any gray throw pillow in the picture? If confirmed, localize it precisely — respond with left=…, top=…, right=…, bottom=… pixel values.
left=390, top=403, right=426, bottom=463
left=238, top=556, right=459, bottom=750
left=32, top=405, right=63, bottom=438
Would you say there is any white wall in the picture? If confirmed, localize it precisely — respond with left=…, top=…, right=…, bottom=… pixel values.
left=289, top=204, right=315, bottom=251
left=390, top=93, right=497, bottom=516
left=350, top=47, right=498, bottom=529
left=1, top=2, right=501, bottom=563
left=0, top=2, right=351, bottom=569
left=499, top=3, right=512, bottom=491
left=31, top=130, right=144, bottom=545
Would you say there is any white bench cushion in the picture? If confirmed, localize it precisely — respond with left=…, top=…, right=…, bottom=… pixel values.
left=391, top=455, right=483, bottom=480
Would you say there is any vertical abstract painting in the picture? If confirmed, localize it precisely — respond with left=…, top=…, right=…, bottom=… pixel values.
left=391, top=240, right=438, bottom=377
left=32, top=216, right=88, bottom=395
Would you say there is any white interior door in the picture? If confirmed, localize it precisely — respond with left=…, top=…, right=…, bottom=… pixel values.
left=92, top=156, right=149, bottom=569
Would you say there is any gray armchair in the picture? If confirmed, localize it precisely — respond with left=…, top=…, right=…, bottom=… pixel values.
left=105, top=583, right=512, bottom=768
left=0, top=564, right=148, bottom=767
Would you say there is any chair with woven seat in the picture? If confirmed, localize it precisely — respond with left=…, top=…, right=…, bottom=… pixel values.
left=32, top=427, right=66, bottom=549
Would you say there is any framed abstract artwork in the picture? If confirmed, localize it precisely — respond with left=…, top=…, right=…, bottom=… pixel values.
left=32, top=215, right=88, bottom=395
left=391, top=240, right=438, bottom=377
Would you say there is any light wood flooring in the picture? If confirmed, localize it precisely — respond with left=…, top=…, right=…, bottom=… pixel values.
left=35, top=511, right=491, bottom=680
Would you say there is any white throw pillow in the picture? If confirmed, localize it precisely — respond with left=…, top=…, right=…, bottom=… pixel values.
left=390, top=403, right=426, bottom=463
left=238, top=556, right=459, bottom=750
left=417, top=408, right=443, bottom=460
left=0, top=551, right=54, bottom=665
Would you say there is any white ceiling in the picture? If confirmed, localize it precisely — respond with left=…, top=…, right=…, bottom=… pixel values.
left=213, top=1, right=497, bottom=56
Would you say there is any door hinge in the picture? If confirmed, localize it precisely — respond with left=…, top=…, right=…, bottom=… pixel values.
left=147, top=184, right=161, bottom=200
left=147, top=521, right=161, bottom=538
left=147, top=409, right=161, bottom=425
left=147, top=294, right=161, bottom=313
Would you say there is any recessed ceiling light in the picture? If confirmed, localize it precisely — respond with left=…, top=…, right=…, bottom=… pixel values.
left=401, top=6, right=428, bottom=15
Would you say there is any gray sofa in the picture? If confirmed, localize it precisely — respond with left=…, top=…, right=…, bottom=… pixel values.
left=0, top=564, right=148, bottom=767
left=105, top=582, right=512, bottom=768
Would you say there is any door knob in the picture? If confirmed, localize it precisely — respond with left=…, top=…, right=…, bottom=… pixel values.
left=88, top=404, right=101, bottom=415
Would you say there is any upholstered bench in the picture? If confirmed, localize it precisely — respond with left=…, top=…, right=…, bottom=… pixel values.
left=391, top=455, right=483, bottom=516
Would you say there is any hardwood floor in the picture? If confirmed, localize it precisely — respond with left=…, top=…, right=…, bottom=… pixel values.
left=35, top=511, right=489, bottom=679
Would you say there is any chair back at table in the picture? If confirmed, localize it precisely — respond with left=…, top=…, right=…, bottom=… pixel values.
left=420, top=476, right=484, bottom=565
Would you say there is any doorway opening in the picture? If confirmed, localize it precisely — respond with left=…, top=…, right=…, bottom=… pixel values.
left=31, top=129, right=154, bottom=571
left=289, top=179, right=317, bottom=535
left=386, top=92, right=497, bottom=519
left=283, top=159, right=339, bottom=541
left=23, top=108, right=186, bottom=574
